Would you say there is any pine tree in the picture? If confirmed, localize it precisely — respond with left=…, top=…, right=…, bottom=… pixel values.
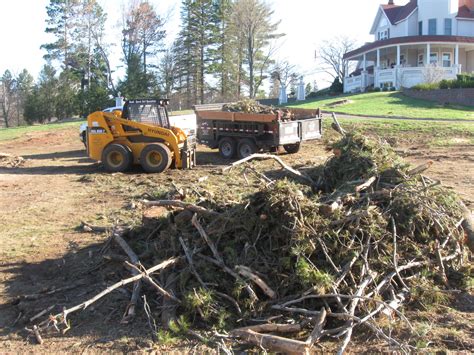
left=15, top=70, right=34, bottom=125
left=41, top=0, right=81, bottom=68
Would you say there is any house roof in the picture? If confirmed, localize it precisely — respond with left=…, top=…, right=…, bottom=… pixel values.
left=382, top=0, right=418, bottom=25
left=343, top=35, right=474, bottom=60
left=457, top=5, right=474, bottom=19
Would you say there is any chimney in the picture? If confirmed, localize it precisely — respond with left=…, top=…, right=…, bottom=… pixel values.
left=388, top=0, right=395, bottom=4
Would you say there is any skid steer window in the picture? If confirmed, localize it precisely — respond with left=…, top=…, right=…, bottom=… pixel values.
left=128, top=103, right=170, bottom=128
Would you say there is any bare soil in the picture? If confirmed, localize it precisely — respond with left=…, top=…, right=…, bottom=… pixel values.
left=0, top=126, right=472, bottom=352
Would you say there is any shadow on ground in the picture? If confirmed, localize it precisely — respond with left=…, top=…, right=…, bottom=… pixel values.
left=0, top=233, right=194, bottom=351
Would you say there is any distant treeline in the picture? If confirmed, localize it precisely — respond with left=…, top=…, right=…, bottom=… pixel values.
left=0, top=0, right=291, bottom=127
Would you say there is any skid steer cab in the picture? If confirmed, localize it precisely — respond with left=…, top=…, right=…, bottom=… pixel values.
left=86, top=99, right=196, bottom=173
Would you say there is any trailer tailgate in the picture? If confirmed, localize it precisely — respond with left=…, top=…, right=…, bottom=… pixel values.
left=300, top=117, right=322, bottom=141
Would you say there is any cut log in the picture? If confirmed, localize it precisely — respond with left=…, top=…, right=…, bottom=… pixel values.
left=231, top=328, right=310, bottom=354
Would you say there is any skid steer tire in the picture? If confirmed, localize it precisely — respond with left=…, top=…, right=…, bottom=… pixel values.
left=140, top=143, right=172, bottom=173
left=102, top=144, right=133, bottom=173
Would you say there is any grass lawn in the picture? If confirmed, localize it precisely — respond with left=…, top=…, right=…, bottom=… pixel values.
left=330, top=117, right=474, bottom=146
left=290, top=91, right=474, bottom=120
left=0, top=120, right=84, bottom=141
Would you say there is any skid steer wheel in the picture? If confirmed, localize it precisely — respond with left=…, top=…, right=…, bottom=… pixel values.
left=283, top=143, right=301, bottom=154
left=218, top=137, right=236, bottom=159
left=140, top=143, right=172, bottom=173
left=102, top=144, right=133, bottom=173
left=237, top=138, right=257, bottom=159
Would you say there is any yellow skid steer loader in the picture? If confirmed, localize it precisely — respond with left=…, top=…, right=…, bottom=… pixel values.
left=86, top=99, right=196, bottom=173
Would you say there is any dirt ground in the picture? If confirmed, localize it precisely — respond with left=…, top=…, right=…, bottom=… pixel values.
left=0, top=126, right=473, bottom=352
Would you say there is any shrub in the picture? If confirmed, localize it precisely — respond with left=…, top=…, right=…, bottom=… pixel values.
left=382, top=87, right=389, bottom=92
left=306, top=87, right=331, bottom=99
left=411, top=83, right=440, bottom=91
left=373, top=87, right=381, bottom=92
left=439, top=80, right=450, bottom=89
left=390, top=87, right=396, bottom=91
left=330, top=77, right=344, bottom=94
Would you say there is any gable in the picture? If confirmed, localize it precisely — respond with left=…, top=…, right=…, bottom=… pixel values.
left=370, top=7, right=390, bottom=34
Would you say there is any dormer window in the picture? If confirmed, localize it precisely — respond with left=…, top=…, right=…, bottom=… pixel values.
left=378, top=29, right=390, bottom=41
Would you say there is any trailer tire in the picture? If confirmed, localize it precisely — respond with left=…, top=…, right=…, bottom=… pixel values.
left=102, top=144, right=133, bottom=173
left=140, top=143, right=172, bottom=173
left=237, top=138, right=258, bottom=159
left=283, top=143, right=301, bottom=154
left=218, top=137, right=237, bottom=159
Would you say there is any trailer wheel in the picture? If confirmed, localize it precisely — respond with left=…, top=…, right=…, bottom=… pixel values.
left=218, top=137, right=237, bottom=159
left=102, top=144, right=133, bottom=173
left=283, top=143, right=301, bottom=154
left=140, top=143, right=172, bottom=173
left=237, top=138, right=258, bottom=159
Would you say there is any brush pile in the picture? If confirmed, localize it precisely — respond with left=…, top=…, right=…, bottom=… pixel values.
left=0, top=152, right=25, bottom=167
left=223, top=99, right=295, bottom=120
left=33, top=132, right=471, bottom=353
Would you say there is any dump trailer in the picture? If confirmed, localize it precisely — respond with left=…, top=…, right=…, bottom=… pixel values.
left=194, top=104, right=322, bottom=159
left=86, top=99, right=196, bottom=173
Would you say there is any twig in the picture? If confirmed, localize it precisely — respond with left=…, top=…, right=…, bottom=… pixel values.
left=29, top=305, right=55, bottom=323
left=235, top=265, right=276, bottom=299
left=140, top=199, right=220, bottom=217
left=306, top=307, right=327, bottom=347
left=222, top=153, right=317, bottom=187
left=407, top=161, right=433, bottom=176
left=435, top=240, right=449, bottom=286
left=113, top=228, right=142, bottom=322
left=143, top=294, right=158, bottom=341
left=38, top=257, right=180, bottom=331
left=355, top=176, right=376, bottom=192
left=331, top=112, right=346, bottom=136
left=125, top=261, right=181, bottom=303
left=337, top=276, right=372, bottom=355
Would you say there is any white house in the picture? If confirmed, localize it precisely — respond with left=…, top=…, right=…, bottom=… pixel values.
left=343, top=0, right=474, bottom=93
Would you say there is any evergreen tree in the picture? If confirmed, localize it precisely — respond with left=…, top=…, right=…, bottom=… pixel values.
left=0, top=70, right=15, bottom=128
left=41, top=0, right=81, bottom=68
left=211, top=0, right=241, bottom=101
left=15, top=70, right=34, bottom=125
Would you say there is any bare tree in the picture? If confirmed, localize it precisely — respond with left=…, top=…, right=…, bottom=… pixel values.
left=423, top=63, right=445, bottom=84
left=271, top=61, right=299, bottom=89
left=319, top=36, right=357, bottom=81
left=231, top=0, right=284, bottom=98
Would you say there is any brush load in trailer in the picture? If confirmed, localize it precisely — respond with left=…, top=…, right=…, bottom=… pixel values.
left=194, top=101, right=322, bottom=159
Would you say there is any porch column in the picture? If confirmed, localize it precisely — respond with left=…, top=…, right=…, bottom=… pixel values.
left=426, top=43, right=431, bottom=65
left=361, top=54, right=367, bottom=91
left=396, top=45, right=401, bottom=66
left=455, top=44, right=459, bottom=66
left=375, top=49, right=380, bottom=88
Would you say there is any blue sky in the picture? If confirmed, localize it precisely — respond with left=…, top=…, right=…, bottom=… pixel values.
left=0, top=0, right=410, bottom=88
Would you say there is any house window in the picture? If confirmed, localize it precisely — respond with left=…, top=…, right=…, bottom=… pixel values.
left=442, top=53, right=452, bottom=67
left=419, top=21, right=423, bottom=35
left=444, top=19, right=452, bottom=35
left=430, top=52, right=439, bottom=65
left=378, top=29, right=390, bottom=41
left=418, top=53, right=424, bottom=66
left=428, top=19, right=437, bottom=35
